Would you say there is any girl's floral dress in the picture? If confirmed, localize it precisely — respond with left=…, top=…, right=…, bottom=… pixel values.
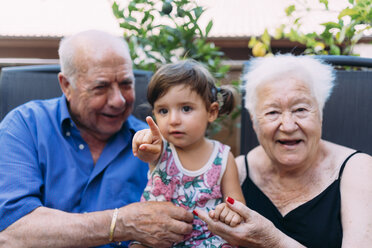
left=141, top=140, right=235, bottom=248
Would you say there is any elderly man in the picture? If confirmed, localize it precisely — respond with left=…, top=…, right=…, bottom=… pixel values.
left=0, top=30, right=193, bottom=247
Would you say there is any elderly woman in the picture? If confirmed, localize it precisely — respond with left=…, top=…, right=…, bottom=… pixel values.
left=195, top=54, right=372, bottom=247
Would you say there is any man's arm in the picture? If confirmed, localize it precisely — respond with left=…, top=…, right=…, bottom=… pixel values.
left=0, top=202, right=193, bottom=248
left=0, top=207, right=111, bottom=247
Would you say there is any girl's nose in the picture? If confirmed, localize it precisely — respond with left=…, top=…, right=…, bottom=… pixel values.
left=169, top=110, right=181, bottom=125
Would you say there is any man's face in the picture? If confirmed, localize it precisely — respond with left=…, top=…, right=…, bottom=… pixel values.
left=65, top=51, right=134, bottom=141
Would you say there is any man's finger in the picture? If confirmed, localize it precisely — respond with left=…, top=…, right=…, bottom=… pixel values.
left=146, top=116, right=162, bottom=140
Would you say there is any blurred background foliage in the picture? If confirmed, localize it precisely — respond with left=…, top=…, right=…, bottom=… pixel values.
left=112, top=0, right=240, bottom=136
left=249, top=0, right=372, bottom=57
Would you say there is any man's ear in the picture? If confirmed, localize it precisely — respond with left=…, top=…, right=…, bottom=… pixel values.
left=58, top=73, right=73, bottom=101
left=208, top=102, right=219, bottom=122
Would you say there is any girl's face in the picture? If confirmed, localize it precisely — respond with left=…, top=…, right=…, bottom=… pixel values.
left=153, top=85, right=218, bottom=151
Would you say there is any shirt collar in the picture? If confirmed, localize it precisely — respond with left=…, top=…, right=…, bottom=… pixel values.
left=58, top=94, right=75, bottom=133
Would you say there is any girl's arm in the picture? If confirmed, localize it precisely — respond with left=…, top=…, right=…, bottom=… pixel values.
left=221, top=152, right=246, bottom=204
left=210, top=152, right=246, bottom=227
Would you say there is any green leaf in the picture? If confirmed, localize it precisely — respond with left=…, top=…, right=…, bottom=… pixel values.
left=248, top=37, right=257, bottom=48
left=205, top=20, right=213, bottom=36
left=338, top=8, right=359, bottom=19
left=319, top=0, right=329, bottom=10
left=194, top=6, right=204, bottom=19
left=320, top=21, right=340, bottom=29
left=112, top=2, right=124, bottom=19
left=261, top=29, right=271, bottom=47
left=285, top=5, right=296, bottom=16
left=120, top=22, right=138, bottom=31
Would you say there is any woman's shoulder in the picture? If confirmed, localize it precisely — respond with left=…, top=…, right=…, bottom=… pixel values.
left=323, top=140, right=372, bottom=175
left=323, top=140, right=371, bottom=161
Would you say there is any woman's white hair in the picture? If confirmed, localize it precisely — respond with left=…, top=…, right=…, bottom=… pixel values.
left=243, top=54, right=336, bottom=120
left=58, top=29, right=131, bottom=87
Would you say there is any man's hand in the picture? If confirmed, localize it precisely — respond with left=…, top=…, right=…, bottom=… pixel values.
left=132, top=116, right=163, bottom=164
left=116, top=202, right=194, bottom=247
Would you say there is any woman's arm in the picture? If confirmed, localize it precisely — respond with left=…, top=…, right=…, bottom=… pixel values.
left=340, top=153, right=372, bottom=247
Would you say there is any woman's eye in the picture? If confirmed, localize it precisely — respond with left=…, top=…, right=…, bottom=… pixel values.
left=267, top=111, right=278, bottom=115
left=182, top=106, right=192, bottom=112
left=295, top=108, right=306, bottom=112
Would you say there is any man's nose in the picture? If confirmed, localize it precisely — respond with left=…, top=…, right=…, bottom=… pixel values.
left=279, top=112, right=298, bottom=132
left=108, top=84, right=126, bottom=108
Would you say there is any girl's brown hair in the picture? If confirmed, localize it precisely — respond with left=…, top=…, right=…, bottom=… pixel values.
left=147, top=59, right=234, bottom=116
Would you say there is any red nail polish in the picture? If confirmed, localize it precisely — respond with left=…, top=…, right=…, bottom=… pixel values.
left=193, top=210, right=198, bottom=216
left=227, top=197, right=235, bottom=205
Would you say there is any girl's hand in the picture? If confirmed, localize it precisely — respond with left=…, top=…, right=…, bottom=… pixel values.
left=194, top=198, right=305, bottom=248
left=210, top=202, right=242, bottom=227
left=132, top=116, right=163, bottom=164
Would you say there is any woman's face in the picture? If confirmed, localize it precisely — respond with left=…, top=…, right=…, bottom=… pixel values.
left=253, top=76, right=322, bottom=168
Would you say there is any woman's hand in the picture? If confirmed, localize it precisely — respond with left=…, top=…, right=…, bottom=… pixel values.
left=195, top=198, right=305, bottom=248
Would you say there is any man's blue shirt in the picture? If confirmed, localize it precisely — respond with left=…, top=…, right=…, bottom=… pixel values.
left=0, top=95, right=149, bottom=247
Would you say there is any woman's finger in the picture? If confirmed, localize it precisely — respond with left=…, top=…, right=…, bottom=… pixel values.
left=226, top=197, right=250, bottom=221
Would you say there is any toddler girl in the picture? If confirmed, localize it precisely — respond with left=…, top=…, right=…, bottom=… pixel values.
left=132, top=60, right=245, bottom=247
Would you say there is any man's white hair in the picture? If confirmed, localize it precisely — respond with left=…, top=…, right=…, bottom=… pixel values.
left=58, top=29, right=131, bottom=87
left=243, top=54, right=335, bottom=120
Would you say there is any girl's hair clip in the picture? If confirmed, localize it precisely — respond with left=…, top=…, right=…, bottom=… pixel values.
left=216, top=87, right=223, bottom=110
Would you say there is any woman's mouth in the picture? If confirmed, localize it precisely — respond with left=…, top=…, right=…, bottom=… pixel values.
left=277, top=139, right=302, bottom=145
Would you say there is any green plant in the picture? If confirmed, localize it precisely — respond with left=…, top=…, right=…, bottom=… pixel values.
left=249, top=0, right=372, bottom=56
left=112, top=0, right=229, bottom=79
left=112, top=0, right=240, bottom=137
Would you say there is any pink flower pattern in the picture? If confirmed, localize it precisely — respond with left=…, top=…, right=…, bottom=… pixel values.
left=141, top=140, right=236, bottom=248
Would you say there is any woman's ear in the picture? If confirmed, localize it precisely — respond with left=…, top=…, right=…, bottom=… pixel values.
left=250, top=113, right=257, bottom=132
left=58, top=73, right=73, bottom=101
left=208, top=102, right=219, bottom=122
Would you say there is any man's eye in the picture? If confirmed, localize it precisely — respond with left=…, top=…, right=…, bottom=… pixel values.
left=119, top=80, right=133, bottom=89
left=93, top=85, right=107, bottom=91
left=182, top=106, right=192, bottom=112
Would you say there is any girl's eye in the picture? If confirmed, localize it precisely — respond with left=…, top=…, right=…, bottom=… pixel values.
left=182, top=106, right=192, bottom=112
left=158, top=108, right=168, bottom=115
